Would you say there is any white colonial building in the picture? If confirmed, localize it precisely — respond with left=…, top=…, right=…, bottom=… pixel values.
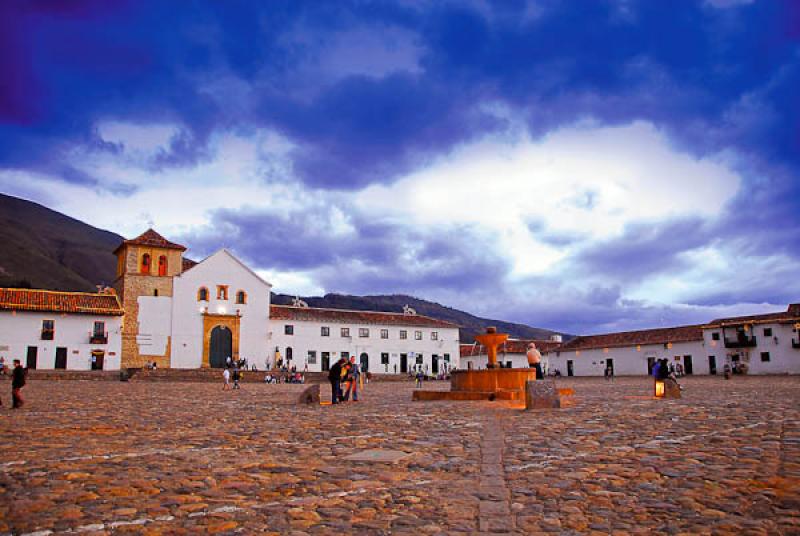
left=0, top=288, right=123, bottom=370
left=269, top=303, right=460, bottom=374
left=702, top=304, right=800, bottom=375
left=544, top=325, right=707, bottom=377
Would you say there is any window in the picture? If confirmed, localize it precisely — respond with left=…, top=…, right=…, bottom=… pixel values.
left=359, top=328, right=369, bottom=338
left=341, top=328, right=350, bottom=337
left=416, top=353, right=423, bottom=364
left=284, top=325, right=294, bottom=335
left=400, top=330, right=407, bottom=340
left=444, top=353, right=450, bottom=362
left=381, top=329, right=389, bottom=339
left=764, top=327, right=773, bottom=337
left=381, top=352, right=389, bottom=365
left=93, top=321, right=105, bottom=336
left=415, top=330, right=422, bottom=340
left=158, top=255, right=167, bottom=276
left=197, top=287, right=209, bottom=301
left=41, top=319, right=54, bottom=340
left=307, top=350, right=317, bottom=364
left=431, top=331, right=438, bottom=340
left=761, top=351, right=771, bottom=362
left=236, top=290, right=247, bottom=304
left=141, top=253, right=151, bottom=274
left=286, top=347, right=293, bottom=361
left=341, top=351, right=350, bottom=360
left=711, top=332, right=720, bottom=341
left=217, top=285, right=228, bottom=300
left=321, top=326, right=330, bottom=337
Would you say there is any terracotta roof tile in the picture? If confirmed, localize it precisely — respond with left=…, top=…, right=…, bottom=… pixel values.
left=460, top=339, right=561, bottom=358
left=114, top=228, right=187, bottom=253
left=556, top=325, right=703, bottom=352
left=270, top=305, right=459, bottom=329
left=705, top=303, right=800, bottom=327
left=182, top=257, right=198, bottom=272
left=0, top=288, right=124, bottom=316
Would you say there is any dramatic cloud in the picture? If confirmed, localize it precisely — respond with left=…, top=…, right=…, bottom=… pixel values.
left=1, top=0, right=798, bottom=333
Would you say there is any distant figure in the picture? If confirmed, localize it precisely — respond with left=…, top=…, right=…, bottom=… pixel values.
left=651, top=360, right=661, bottom=378
left=415, top=369, right=424, bottom=388
left=526, top=343, right=544, bottom=380
left=226, top=356, right=232, bottom=368
left=723, top=363, right=731, bottom=380
left=0, top=356, right=6, bottom=376
left=605, top=366, right=614, bottom=382
left=11, top=359, right=26, bottom=409
left=222, top=368, right=231, bottom=390
left=232, top=368, right=241, bottom=389
left=344, top=356, right=360, bottom=402
left=329, top=357, right=345, bottom=404
left=152, top=361, right=157, bottom=370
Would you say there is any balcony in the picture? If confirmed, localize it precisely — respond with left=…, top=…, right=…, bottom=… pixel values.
left=724, top=334, right=757, bottom=348
left=90, top=331, right=108, bottom=344
left=41, top=329, right=54, bottom=340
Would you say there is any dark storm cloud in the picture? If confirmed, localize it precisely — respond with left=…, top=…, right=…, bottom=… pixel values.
left=180, top=205, right=511, bottom=295
left=572, top=218, right=713, bottom=284
left=1, top=0, right=799, bottom=329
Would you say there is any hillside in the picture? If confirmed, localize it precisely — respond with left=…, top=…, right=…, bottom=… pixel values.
left=0, top=193, right=570, bottom=342
left=272, top=293, right=569, bottom=343
left=0, top=194, right=122, bottom=291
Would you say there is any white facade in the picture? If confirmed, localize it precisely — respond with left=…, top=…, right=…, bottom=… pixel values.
left=703, top=321, right=800, bottom=375
left=460, top=351, right=534, bottom=371
left=269, top=313, right=460, bottom=374
left=169, top=250, right=272, bottom=368
left=0, top=310, right=122, bottom=370
left=545, top=340, right=707, bottom=377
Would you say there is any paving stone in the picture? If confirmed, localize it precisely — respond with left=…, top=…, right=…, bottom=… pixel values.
left=0, top=377, right=797, bottom=534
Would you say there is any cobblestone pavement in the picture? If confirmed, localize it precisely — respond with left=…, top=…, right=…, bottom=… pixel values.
left=0, top=376, right=798, bottom=534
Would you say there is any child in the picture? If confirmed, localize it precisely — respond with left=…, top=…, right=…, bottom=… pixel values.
left=222, top=367, right=231, bottom=390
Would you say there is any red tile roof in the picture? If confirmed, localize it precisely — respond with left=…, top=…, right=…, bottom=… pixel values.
left=0, top=288, right=124, bottom=316
left=460, top=339, right=561, bottom=358
left=705, top=303, right=800, bottom=327
left=182, top=257, right=198, bottom=273
left=114, top=228, right=187, bottom=254
left=556, top=325, right=703, bottom=352
left=270, top=305, right=459, bottom=329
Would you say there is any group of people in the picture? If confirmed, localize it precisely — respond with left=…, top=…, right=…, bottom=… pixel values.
left=327, top=356, right=362, bottom=403
left=264, top=371, right=304, bottom=384
left=0, top=358, right=28, bottom=409
left=651, top=358, right=681, bottom=387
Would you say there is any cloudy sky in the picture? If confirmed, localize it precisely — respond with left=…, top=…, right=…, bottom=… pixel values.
left=1, top=0, right=798, bottom=334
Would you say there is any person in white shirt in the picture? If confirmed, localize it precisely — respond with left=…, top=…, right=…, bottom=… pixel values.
left=222, top=368, right=231, bottom=390
left=526, top=343, right=544, bottom=380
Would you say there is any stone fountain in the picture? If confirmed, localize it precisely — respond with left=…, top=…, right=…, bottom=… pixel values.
left=413, top=327, right=538, bottom=402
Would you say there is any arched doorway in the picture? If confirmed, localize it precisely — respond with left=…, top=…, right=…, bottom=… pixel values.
left=209, top=326, right=232, bottom=368
left=360, top=352, right=369, bottom=372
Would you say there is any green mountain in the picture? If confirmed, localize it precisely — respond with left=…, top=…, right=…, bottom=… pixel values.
left=0, top=193, right=122, bottom=291
left=271, top=293, right=569, bottom=343
left=0, top=193, right=569, bottom=342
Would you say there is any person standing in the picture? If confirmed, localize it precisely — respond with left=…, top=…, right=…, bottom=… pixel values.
left=11, top=359, right=26, bottom=409
left=345, top=356, right=360, bottom=402
left=232, top=367, right=241, bottom=389
left=222, top=367, right=231, bottom=390
left=329, top=357, right=344, bottom=404
left=526, top=343, right=544, bottom=380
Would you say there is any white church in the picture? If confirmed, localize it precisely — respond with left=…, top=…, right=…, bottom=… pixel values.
left=0, top=229, right=460, bottom=373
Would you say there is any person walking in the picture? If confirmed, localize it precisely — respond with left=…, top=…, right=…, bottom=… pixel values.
left=222, top=367, right=231, bottom=390
left=329, top=357, right=344, bottom=404
left=11, top=359, right=26, bottom=409
left=232, top=367, right=241, bottom=389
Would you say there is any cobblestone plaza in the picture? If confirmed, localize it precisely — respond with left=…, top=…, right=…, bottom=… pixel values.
left=1, top=377, right=798, bottom=534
